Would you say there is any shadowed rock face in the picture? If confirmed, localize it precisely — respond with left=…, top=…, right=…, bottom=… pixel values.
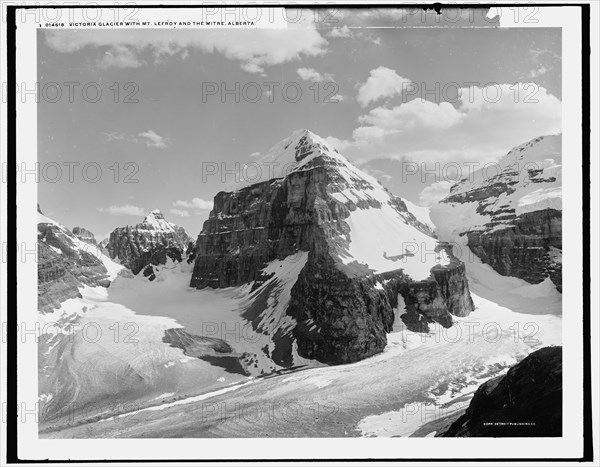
left=106, top=210, right=193, bottom=279
left=441, top=134, right=562, bottom=291
left=191, top=130, right=475, bottom=364
left=162, top=328, right=250, bottom=376
left=437, top=346, right=562, bottom=437
left=466, top=209, right=562, bottom=291
left=37, top=209, right=109, bottom=313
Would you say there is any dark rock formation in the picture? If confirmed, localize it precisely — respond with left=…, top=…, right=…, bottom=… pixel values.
left=288, top=253, right=395, bottom=364
left=191, top=130, right=475, bottom=364
left=72, top=226, right=97, bottom=245
left=37, top=210, right=109, bottom=313
left=466, top=209, right=562, bottom=291
left=106, top=210, right=193, bottom=279
left=162, top=328, right=249, bottom=375
left=394, top=259, right=474, bottom=332
left=437, top=346, right=562, bottom=437
left=441, top=134, right=562, bottom=291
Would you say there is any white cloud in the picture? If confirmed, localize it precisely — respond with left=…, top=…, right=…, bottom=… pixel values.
left=518, top=47, right=559, bottom=81
left=357, top=66, right=412, bottom=107
left=325, top=25, right=380, bottom=45
left=170, top=209, right=191, bottom=217
left=357, top=99, right=464, bottom=132
left=98, top=45, right=143, bottom=69
left=418, top=181, right=454, bottom=206
left=173, top=198, right=213, bottom=210
left=524, top=64, right=550, bottom=79
left=105, top=130, right=171, bottom=149
left=327, top=25, right=352, bottom=38
left=241, top=62, right=266, bottom=75
left=365, top=34, right=382, bottom=45
left=324, top=135, right=352, bottom=153
left=297, top=67, right=334, bottom=82
left=328, top=94, right=346, bottom=102
left=97, top=204, right=145, bottom=216
left=138, top=130, right=171, bottom=149
left=44, top=28, right=328, bottom=73
left=104, top=131, right=136, bottom=143
left=334, top=83, right=561, bottom=167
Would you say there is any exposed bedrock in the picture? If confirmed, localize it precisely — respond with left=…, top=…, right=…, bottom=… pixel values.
left=71, top=226, right=98, bottom=245
left=38, top=213, right=109, bottom=314
left=106, top=210, right=193, bottom=279
left=465, top=208, right=562, bottom=291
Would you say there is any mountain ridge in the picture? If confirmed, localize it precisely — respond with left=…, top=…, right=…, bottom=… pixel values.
left=432, top=134, right=562, bottom=291
left=37, top=207, right=122, bottom=313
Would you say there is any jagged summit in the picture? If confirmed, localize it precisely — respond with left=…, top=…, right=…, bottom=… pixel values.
left=446, top=134, right=561, bottom=207
left=267, top=129, right=340, bottom=164
left=238, top=129, right=381, bottom=190
left=141, top=209, right=176, bottom=232
left=105, top=209, right=194, bottom=278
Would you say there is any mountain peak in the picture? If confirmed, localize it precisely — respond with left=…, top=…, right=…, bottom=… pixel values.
left=105, top=208, right=193, bottom=276
left=286, top=129, right=338, bottom=162
left=141, top=209, right=175, bottom=232
left=147, top=208, right=164, bottom=217
left=236, top=129, right=365, bottom=190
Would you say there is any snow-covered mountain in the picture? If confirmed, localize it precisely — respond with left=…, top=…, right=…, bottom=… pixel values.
left=35, top=132, right=563, bottom=439
left=431, top=134, right=562, bottom=291
left=106, top=209, right=195, bottom=279
left=37, top=206, right=123, bottom=314
left=191, top=129, right=474, bottom=364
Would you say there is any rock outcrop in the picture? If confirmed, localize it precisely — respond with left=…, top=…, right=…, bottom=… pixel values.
left=465, top=209, right=562, bottom=290
left=191, top=130, right=475, bottom=364
left=37, top=208, right=110, bottom=313
left=106, top=210, right=194, bottom=279
left=437, top=134, right=562, bottom=291
left=72, top=226, right=97, bottom=245
left=437, top=346, right=562, bottom=437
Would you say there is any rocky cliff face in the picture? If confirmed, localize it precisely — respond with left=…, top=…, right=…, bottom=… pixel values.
left=106, top=210, right=194, bottom=279
left=437, top=346, right=562, bottom=437
left=436, top=134, right=562, bottom=291
left=466, top=209, right=562, bottom=290
left=71, top=226, right=97, bottom=245
left=191, top=130, right=475, bottom=364
left=38, top=208, right=110, bottom=314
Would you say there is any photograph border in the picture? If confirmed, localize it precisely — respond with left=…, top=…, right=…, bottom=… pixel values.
left=5, top=2, right=593, bottom=463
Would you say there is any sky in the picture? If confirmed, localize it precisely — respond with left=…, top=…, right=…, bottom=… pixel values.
left=37, top=8, right=562, bottom=240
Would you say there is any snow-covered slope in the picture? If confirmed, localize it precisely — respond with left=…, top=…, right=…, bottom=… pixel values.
left=39, top=211, right=123, bottom=280
left=37, top=208, right=125, bottom=314
left=431, top=134, right=562, bottom=290
left=138, top=209, right=180, bottom=233
left=444, top=134, right=561, bottom=223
